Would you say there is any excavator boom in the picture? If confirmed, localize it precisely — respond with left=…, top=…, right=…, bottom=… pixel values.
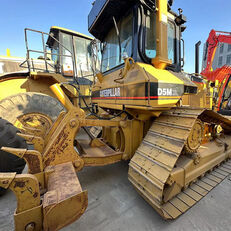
left=200, top=29, right=231, bottom=114
left=201, top=29, right=231, bottom=79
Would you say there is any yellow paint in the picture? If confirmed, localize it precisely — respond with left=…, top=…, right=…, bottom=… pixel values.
left=152, top=0, right=171, bottom=69
left=6, top=48, right=11, bottom=57
left=137, top=63, right=184, bottom=84
left=85, top=87, right=90, bottom=96
left=156, top=99, right=180, bottom=106
left=50, top=84, right=74, bottom=111
left=210, top=47, right=217, bottom=71
left=50, top=26, right=93, bottom=40
left=159, top=0, right=168, bottom=22
left=0, top=78, right=27, bottom=100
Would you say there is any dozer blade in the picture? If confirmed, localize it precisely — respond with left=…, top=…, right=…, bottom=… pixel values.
left=43, top=162, right=88, bottom=231
left=128, top=108, right=231, bottom=219
left=0, top=162, right=87, bottom=231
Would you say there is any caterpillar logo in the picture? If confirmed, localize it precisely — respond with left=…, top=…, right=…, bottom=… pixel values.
left=100, top=88, right=120, bottom=97
left=158, top=88, right=173, bottom=96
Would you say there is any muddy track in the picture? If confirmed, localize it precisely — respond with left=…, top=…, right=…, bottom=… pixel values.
left=128, top=108, right=231, bottom=219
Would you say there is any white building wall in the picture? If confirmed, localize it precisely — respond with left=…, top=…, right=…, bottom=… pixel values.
left=202, top=42, right=231, bottom=71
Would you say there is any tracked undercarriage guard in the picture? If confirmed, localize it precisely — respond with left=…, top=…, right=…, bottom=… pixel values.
left=128, top=108, right=231, bottom=219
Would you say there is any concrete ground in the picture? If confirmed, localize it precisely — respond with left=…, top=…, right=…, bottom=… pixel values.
left=0, top=160, right=231, bottom=231
left=1, top=131, right=231, bottom=231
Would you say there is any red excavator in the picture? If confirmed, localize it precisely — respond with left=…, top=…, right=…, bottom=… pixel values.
left=200, top=29, right=231, bottom=115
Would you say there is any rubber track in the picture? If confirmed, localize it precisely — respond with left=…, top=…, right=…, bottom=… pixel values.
left=128, top=108, right=231, bottom=219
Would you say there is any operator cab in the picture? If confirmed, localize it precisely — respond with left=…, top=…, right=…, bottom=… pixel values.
left=88, top=0, right=198, bottom=110
left=89, top=0, right=186, bottom=74
left=217, top=75, right=231, bottom=115
left=47, top=26, right=94, bottom=83
left=23, top=27, right=94, bottom=85
left=22, top=27, right=94, bottom=109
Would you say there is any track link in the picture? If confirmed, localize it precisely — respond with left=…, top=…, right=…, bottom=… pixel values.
left=128, top=108, right=231, bottom=219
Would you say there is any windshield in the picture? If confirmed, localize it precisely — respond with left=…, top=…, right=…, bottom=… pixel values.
left=145, top=11, right=175, bottom=63
left=60, top=32, right=74, bottom=69
left=74, top=36, right=93, bottom=79
left=168, top=21, right=175, bottom=62
left=59, top=32, right=94, bottom=79
left=221, top=77, right=231, bottom=110
left=51, top=40, right=59, bottom=64
left=101, top=12, right=133, bottom=73
left=145, top=11, right=156, bottom=58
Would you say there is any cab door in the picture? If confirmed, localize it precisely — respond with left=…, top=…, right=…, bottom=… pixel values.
left=217, top=75, right=231, bottom=115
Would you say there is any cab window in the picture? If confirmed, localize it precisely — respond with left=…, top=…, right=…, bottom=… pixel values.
left=51, top=40, right=59, bottom=64
left=60, top=32, right=73, bottom=67
left=221, top=80, right=231, bottom=110
left=145, top=11, right=156, bottom=58
left=74, top=36, right=93, bottom=78
left=168, top=21, right=175, bottom=63
left=145, top=11, right=176, bottom=63
left=101, top=12, right=133, bottom=73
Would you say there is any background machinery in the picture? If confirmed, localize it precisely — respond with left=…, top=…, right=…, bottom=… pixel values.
left=200, top=29, right=231, bottom=115
left=0, top=27, right=96, bottom=182
left=0, top=48, right=51, bottom=74
left=1, top=0, right=231, bottom=230
left=0, top=118, right=27, bottom=196
left=0, top=26, right=94, bottom=131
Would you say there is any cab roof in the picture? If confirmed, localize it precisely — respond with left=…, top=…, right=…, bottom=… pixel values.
left=88, top=0, right=156, bottom=40
left=47, top=26, right=93, bottom=47
left=88, top=0, right=135, bottom=40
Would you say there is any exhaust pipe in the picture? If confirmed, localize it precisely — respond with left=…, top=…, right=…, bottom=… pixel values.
left=195, top=41, right=201, bottom=74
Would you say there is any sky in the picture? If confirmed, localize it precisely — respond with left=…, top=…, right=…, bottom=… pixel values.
left=0, top=0, right=231, bottom=73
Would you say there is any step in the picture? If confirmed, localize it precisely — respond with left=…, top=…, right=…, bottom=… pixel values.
left=77, top=139, right=123, bottom=166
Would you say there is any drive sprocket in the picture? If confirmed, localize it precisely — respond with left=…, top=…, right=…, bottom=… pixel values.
left=184, top=119, right=204, bottom=154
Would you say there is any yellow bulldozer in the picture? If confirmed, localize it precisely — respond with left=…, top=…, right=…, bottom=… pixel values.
left=0, top=26, right=94, bottom=130
left=0, top=27, right=98, bottom=199
left=1, top=0, right=231, bottom=230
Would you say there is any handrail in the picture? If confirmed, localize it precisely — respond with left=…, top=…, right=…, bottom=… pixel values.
left=20, top=28, right=78, bottom=83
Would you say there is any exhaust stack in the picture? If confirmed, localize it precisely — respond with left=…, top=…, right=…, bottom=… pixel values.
left=195, top=41, right=201, bottom=74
